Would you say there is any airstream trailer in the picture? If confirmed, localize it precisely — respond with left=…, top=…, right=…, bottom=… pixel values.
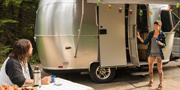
left=35, top=0, right=180, bottom=83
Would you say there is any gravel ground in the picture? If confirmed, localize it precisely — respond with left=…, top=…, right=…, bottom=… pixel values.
left=31, top=59, right=180, bottom=90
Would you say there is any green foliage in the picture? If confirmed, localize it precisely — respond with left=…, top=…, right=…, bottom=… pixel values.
left=0, top=43, right=12, bottom=63
left=0, top=19, right=18, bottom=27
left=29, top=52, right=41, bottom=65
left=170, top=5, right=180, bottom=17
left=0, top=64, right=2, bottom=70
left=0, top=0, right=40, bottom=65
left=170, top=5, right=180, bottom=37
left=3, top=0, right=23, bottom=7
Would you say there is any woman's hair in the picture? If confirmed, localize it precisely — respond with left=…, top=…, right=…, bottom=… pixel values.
left=154, top=20, right=162, bottom=26
left=9, top=39, right=31, bottom=63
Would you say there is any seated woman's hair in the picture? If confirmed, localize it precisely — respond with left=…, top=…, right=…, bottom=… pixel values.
left=9, top=39, right=31, bottom=63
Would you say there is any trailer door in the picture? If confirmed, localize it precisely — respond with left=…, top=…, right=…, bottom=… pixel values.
left=128, top=4, right=140, bottom=67
left=99, top=4, right=127, bottom=67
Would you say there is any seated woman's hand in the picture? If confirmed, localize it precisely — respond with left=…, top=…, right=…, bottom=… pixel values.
left=41, top=76, right=51, bottom=85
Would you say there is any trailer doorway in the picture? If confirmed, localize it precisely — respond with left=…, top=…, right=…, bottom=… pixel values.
left=137, top=5, right=149, bottom=63
left=126, top=4, right=149, bottom=65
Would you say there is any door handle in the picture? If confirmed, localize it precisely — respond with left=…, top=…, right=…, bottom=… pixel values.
left=133, top=25, right=136, bottom=38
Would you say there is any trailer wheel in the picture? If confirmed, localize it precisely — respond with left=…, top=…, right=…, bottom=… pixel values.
left=90, top=63, right=115, bottom=83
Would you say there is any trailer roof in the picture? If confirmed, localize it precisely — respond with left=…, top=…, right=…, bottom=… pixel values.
left=87, top=0, right=180, bottom=4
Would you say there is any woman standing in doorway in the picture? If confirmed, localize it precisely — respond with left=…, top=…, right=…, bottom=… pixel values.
left=137, top=20, right=166, bottom=90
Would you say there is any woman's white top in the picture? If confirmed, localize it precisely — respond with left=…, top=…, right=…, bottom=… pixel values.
left=0, top=57, right=33, bottom=87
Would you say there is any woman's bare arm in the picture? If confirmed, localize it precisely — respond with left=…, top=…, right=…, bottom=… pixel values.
left=22, top=76, right=51, bottom=87
left=137, top=36, right=144, bottom=43
left=137, top=31, right=144, bottom=43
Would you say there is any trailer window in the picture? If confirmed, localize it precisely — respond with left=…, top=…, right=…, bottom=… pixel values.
left=161, top=11, right=172, bottom=32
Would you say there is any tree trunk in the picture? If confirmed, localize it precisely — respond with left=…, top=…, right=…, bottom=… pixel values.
left=18, top=3, right=23, bottom=35
left=11, top=5, right=15, bottom=32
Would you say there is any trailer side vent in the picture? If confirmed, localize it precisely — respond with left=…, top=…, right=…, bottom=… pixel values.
left=63, top=61, right=69, bottom=65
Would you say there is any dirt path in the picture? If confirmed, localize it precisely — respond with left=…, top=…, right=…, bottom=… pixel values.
left=31, top=59, right=180, bottom=90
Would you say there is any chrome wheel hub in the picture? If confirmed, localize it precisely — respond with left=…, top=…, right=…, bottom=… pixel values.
left=96, top=66, right=111, bottom=80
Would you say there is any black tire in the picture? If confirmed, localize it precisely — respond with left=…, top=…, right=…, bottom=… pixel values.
left=90, top=63, right=116, bottom=83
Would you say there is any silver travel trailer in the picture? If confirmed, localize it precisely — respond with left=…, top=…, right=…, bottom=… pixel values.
left=35, top=0, right=180, bottom=83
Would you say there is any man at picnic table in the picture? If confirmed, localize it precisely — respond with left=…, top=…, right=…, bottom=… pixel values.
left=0, top=39, right=51, bottom=87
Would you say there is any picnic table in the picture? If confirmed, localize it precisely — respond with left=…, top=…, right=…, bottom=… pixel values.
left=39, top=77, right=94, bottom=90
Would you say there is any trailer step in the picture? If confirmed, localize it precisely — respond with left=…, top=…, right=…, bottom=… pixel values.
left=130, top=72, right=149, bottom=76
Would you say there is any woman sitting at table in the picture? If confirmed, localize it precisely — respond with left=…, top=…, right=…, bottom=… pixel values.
left=0, top=39, right=51, bottom=87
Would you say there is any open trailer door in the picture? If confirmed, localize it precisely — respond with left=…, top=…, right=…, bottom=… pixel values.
left=99, top=4, right=127, bottom=67
left=128, top=4, right=140, bottom=67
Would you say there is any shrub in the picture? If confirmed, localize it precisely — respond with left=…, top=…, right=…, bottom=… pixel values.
left=29, top=51, right=40, bottom=65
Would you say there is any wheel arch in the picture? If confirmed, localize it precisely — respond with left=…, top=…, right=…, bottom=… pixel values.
left=89, top=61, right=100, bottom=72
